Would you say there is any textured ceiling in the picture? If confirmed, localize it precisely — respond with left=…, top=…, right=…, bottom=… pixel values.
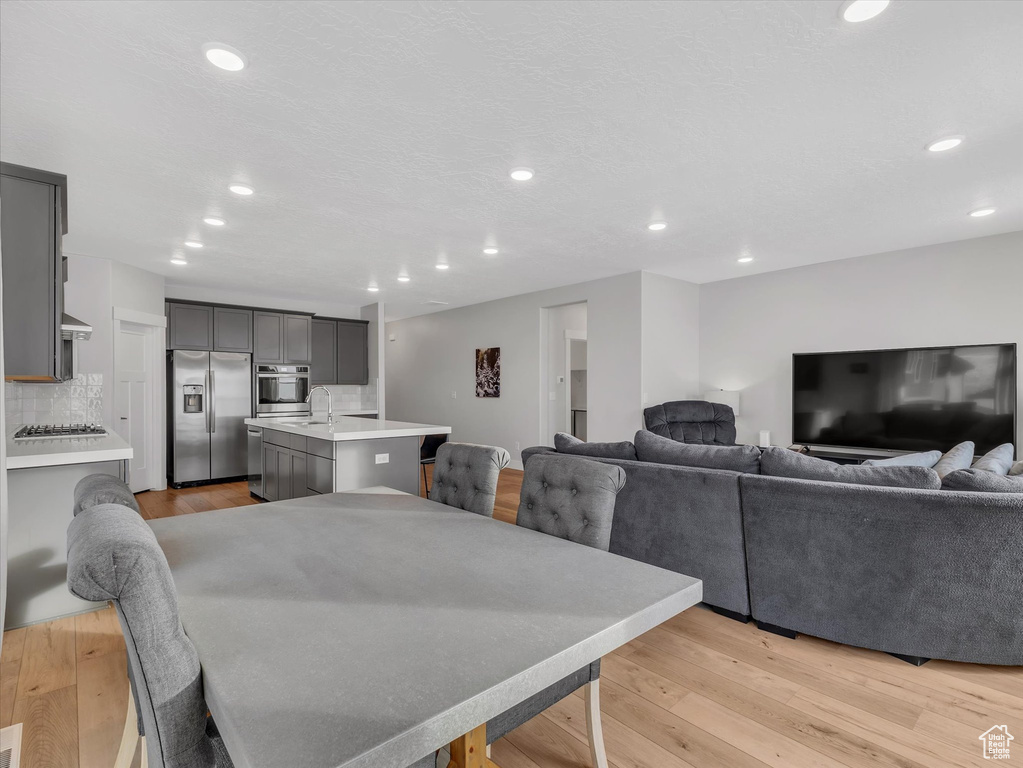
left=1, top=0, right=1021, bottom=320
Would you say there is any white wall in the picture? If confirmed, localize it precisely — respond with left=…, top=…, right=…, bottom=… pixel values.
left=165, top=283, right=362, bottom=319
left=386, top=272, right=642, bottom=467
left=641, top=272, right=700, bottom=409
left=700, top=231, right=1023, bottom=449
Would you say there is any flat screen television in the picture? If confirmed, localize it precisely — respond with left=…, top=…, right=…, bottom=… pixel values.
left=793, top=343, right=1016, bottom=454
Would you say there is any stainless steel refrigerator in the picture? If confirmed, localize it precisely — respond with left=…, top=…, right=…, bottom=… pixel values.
left=168, top=350, right=252, bottom=487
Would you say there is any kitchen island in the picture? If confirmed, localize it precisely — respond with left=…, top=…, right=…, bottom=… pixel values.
left=246, top=416, right=450, bottom=499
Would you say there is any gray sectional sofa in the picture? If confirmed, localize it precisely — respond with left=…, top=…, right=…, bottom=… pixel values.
left=523, top=436, right=1023, bottom=665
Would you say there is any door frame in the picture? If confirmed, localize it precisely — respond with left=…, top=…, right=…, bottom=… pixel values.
left=113, top=307, right=167, bottom=491
left=564, top=330, right=586, bottom=438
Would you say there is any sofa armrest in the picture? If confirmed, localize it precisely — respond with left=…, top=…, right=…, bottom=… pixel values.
left=739, top=474, right=1023, bottom=664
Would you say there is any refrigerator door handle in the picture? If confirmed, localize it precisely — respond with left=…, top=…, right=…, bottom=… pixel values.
left=205, top=369, right=212, bottom=433
left=210, top=369, right=216, bottom=434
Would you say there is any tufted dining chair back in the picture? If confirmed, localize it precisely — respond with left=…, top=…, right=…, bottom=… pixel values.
left=516, top=454, right=626, bottom=551
left=429, top=442, right=511, bottom=517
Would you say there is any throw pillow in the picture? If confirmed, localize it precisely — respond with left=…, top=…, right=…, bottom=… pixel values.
left=862, top=450, right=941, bottom=468
left=633, top=430, right=761, bottom=474
left=1010, top=460, right=1023, bottom=477
left=760, top=447, right=941, bottom=490
left=941, top=468, right=1023, bottom=494
left=932, top=441, right=974, bottom=479
left=554, top=432, right=638, bottom=462
left=972, top=443, right=1015, bottom=475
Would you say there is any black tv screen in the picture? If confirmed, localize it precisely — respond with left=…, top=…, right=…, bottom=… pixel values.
left=793, top=344, right=1016, bottom=454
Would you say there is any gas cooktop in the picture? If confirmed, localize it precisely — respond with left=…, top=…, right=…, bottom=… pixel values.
left=13, top=423, right=108, bottom=440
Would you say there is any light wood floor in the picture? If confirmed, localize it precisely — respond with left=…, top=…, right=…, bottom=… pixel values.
left=2, top=469, right=1020, bottom=768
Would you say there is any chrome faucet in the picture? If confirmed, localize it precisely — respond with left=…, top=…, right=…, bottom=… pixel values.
left=305, top=386, right=333, bottom=427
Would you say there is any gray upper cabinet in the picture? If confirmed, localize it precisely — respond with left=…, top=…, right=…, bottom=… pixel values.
left=337, top=319, right=369, bottom=385
left=283, top=314, right=312, bottom=364
left=167, top=303, right=214, bottom=350
left=1, top=163, right=66, bottom=381
left=213, top=307, right=252, bottom=353
left=254, top=311, right=285, bottom=363
left=310, top=319, right=337, bottom=385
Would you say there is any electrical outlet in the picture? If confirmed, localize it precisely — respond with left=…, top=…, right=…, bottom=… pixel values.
left=375, top=453, right=389, bottom=464
left=557, top=375, right=565, bottom=384
left=549, top=392, right=556, bottom=401
left=515, top=441, right=521, bottom=452
left=451, top=391, right=457, bottom=399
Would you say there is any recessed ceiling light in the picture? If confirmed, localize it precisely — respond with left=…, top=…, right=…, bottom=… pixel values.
left=229, top=184, right=253, bottom=196
left=926, top=136, right=963, bottom=153
left=648, top=221, right=667, bottom=231
left=184, top=241, right=203, bottom=248
left=171, top=258, right=188, bottom=266
left=483, top=248, right=499, bottom=255
left=397, top=275, right=411, bottom=282
left=840, top=0, right=890, bottom=23
left=435, top=264, right=450, bottom=270
left=203, top=217, right=225, bottom=226
left=367, top=286, right=380, bottom=293
left=510, top=167, right=534, bottom=181
left=738, top=256, right=754, bottom=263
left=969, top=207, right=996, bottom=217
left=203, top=43, right=247, bottom=72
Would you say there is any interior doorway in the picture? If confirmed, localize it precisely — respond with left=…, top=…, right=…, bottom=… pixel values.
left=113, top=308, right=167, bottom=492
left=543, top=302, right=587, bottom=444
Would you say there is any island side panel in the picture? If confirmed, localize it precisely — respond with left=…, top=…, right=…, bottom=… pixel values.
left=6, top=460, right=123, bottom=627
left=333, top=436, right=420, bottom=495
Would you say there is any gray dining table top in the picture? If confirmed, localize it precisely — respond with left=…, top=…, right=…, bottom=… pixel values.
left=148, top=491, right=703, bottom=768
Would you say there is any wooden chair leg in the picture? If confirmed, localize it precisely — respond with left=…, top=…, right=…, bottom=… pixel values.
left=585, top=680, right=609, bottom=768
left=114, top=689, right=139, bottom=768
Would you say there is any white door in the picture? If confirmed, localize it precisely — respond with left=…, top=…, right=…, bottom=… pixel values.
left=115, top=321, right=153, bottom=492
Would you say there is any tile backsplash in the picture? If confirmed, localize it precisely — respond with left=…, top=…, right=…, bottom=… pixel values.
left=4, top=373, right=104, bottom=426
left=323, top=378, right=378, bottom=412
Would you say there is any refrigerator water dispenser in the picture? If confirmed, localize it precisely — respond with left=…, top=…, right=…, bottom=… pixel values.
left=183, top=384, right=204, bottom=413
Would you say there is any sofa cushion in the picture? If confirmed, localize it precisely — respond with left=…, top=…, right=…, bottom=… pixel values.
left=941, top=468, right=1023, bottom=494
left=1011, top=460, right=1023, bottom=477
left=862, top=450, right=941, bottom=468
left=554, top=432, right=637, bottom=461
left=933, top=441, right=974, bottom=479
left=634, top=430, right=760, bottom=474
left=760, top=447, right=940, bottom=490
left=972, top=443, right=1015, bottom=475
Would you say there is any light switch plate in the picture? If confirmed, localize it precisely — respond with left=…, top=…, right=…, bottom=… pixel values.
left=375, top=453, right=389, bottom=464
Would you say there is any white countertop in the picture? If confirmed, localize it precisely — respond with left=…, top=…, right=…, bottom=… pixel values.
left=6, top=425, right=133, bottom=469
left=245, top=416, right=451, bottom=442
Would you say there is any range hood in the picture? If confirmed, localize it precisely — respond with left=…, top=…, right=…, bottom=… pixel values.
left=60, top=313, right=93, bottom=341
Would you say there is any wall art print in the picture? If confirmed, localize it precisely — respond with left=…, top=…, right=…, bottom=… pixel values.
left=475, top=347, right=500, bottom=398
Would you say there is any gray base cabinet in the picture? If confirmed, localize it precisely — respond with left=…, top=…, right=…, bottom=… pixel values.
left=262, top=430, right=334, bottom=500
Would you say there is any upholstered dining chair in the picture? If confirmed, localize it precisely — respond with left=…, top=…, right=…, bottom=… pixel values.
left=428, top=442, right=511, bottom=516
left=643, top=400, right=737, bottom=446
left=491, top=452, right=626, bottom=768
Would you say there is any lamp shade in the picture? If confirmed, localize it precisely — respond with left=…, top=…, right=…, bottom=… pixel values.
left=702, top=389, right=740, bottom=416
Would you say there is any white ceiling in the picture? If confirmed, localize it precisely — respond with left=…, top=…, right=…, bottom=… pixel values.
left=2, top=0, right=1021, bottom=320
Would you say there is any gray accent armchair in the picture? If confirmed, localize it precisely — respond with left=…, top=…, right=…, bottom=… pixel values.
left=643, top=400, right=737, bottom=445
left=429, top=442, right=511, bottom=516
left=487, top=453, right=626, bottom=767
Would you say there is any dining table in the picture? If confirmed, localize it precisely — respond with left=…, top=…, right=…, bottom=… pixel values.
left=148, top=489, right=703, bottom=768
